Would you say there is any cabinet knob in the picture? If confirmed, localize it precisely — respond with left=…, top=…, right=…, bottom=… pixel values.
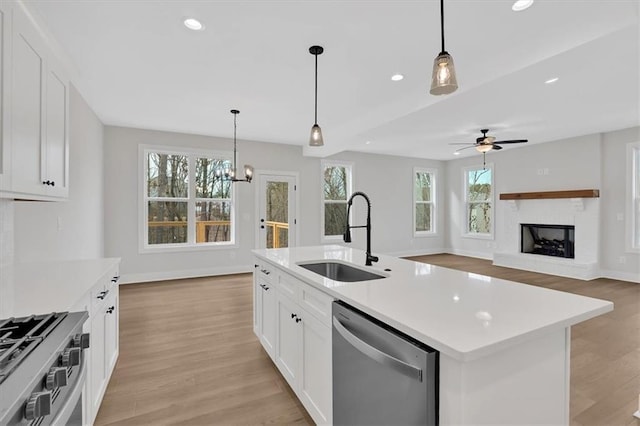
left=50, top=181, right=55, bottom=187
left=45, top=367, right=68, bottom=390
left=74, top=333, right=90, bottom=349
left=291, top=313, right=297, bottom=319
left=25, top=392, right=51, bottom=420
left=61, top=348, right=81, bottom=367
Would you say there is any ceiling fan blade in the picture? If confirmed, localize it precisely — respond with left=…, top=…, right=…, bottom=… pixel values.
left=455, top=145, right=477, bottom=152
left=493, top=139, right=528, bottom=144
left=492, top=144, right=503, bottom=150
left=448, top=143, right=475, bottom=146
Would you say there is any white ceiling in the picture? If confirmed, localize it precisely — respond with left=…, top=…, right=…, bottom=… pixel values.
left=27, top=0, right=640, bottom=160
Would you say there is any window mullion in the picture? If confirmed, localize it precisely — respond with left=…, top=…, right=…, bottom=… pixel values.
left=188, top=155, right=196, bottom=244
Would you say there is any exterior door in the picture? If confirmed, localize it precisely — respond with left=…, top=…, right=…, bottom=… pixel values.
left=257, top=174, right=296, bottom=249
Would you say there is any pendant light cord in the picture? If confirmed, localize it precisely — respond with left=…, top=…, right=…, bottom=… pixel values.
left=314, top=53, right=318, bottom=125
left=440, top=0, right=445, bottom=53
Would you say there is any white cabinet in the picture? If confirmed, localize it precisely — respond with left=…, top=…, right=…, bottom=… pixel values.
left=253, top=262, right=276, bottom=359
left=253, top=258, right=333, bottom=425
left=87, top=266, right=120, bottom=424
left=0, top=1, right=69, bottom=200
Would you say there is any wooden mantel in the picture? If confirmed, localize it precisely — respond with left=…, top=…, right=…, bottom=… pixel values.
left=499, top=189, right=600, bottom=201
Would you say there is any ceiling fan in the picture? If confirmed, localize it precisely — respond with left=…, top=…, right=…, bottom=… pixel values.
left=450, top=129, right=528, bottom=154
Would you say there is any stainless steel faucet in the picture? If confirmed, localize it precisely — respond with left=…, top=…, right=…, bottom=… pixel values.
left=343, top=191, right=379, bottom=266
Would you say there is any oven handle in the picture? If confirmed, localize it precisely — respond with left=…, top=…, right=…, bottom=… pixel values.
left=50, top=353, right=87, bottom=425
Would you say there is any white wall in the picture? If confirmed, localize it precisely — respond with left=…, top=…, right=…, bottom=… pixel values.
left=13, top=85, right=105, bottom=262
left=103, top=125, right=445, bottom=283
left=446, top=127, right=639, bottom=281
left=600, top=126, right=640, bottom=281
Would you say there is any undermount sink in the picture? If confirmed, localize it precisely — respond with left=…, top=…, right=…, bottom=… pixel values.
left=297, top=261, right=386, bottom=282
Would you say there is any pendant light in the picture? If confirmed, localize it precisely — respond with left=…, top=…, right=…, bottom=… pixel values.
left=216, top=109, right=253, bottom=183
left=309, top=45, right=324, bottom=146
left=429, top=0, right=458, bottom=95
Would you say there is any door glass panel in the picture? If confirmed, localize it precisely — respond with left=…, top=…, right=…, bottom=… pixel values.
left=266, top=181, right=289, bottom=248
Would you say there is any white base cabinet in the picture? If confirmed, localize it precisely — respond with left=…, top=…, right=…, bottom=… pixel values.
left=253, top=258, right=333, bottom=425
left=80, top=263, right=120, bottom=425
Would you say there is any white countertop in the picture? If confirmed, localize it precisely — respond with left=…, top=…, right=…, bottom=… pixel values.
left=0, top=258, right=120, bottom=318
left=253, top=245, right=613, bottom=361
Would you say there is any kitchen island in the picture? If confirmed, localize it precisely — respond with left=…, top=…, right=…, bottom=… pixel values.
left=252, top=245, right=613, bottom=425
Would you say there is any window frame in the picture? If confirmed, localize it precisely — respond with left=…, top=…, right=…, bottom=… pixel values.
left=413, top=167, right=437, bottom=237
left=626, top=142, right=640, bottom=253
left=320, top=160, right=353, bottom=242
left=138, top=144, right=238, bottom=253
left=463, top=163, right=494, bottom=239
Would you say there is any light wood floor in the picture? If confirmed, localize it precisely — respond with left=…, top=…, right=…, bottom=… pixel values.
left=95, top=255, right=640, bottom=426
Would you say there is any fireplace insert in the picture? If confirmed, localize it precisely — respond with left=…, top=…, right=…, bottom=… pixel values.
left=521, top=223, right=575, bottom=259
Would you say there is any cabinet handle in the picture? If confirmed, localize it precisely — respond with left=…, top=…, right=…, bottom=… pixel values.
left=42, top=180, right=52, bottom=186
left=51, top=181, right=55, bottom=187
left=106, top=306, right=115, bottom=314
left=259, top=284, right=270, bottom=291
left=295, top=317, right=302, bottom=323
left=111, top=276, right=120, bottom=283
left=254, top=264, right=259, bottom=268
left=291, top=313, right=297, bottom=319
left=261, top=269, right=271, bottom=275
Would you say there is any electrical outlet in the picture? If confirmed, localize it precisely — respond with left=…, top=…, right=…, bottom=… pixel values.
left=537, top=168, right=544, bottom=176
left=619, top=256, right=626, bottom=264
left=543, top=168, right=549, bottom=175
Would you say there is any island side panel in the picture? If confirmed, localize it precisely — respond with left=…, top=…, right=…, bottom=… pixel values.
left=439, top=327, right=569, bottom=425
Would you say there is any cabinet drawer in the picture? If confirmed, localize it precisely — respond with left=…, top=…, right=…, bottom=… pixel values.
left=257, top=263, right=274, bottom=283
left=300, top=281, right=334, bottom=327
left=277, top=271, right=300, bottom=301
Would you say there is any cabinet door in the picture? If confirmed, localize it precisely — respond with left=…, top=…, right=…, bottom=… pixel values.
left=44, top=59, right=68, bottom=197
left=0, top=2, right=9, bottom=189
left=253, top=266, right=261, bottom=336
left=298, top=312, right=332, bottom=425
left=275, top=293, right=300, bottom=389
left=259, top=281, right=276, bottom=359
left=10, top=4, right=46, bottom=196
left=104, top=292, right=119, bottom=375
left=89, top=304, right=106, bottom=422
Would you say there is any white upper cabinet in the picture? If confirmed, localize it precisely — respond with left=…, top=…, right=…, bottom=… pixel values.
left=0, top=1, right=69, bottom=200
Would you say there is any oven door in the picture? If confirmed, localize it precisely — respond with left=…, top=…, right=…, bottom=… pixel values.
left=50, top=355, right=87, bottom=426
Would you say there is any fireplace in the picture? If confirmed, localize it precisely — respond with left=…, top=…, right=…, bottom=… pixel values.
left=521, top=224, right=575, bottom=259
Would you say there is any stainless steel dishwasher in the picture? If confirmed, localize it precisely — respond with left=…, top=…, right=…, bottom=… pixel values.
left=332, top=301, right=438, bottom=425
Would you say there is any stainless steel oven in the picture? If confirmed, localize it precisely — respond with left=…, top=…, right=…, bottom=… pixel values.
left=0, top=311, right=89, bottom=425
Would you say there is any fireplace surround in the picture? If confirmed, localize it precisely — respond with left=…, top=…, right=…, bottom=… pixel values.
left=521, top=223, right=575, bottom=259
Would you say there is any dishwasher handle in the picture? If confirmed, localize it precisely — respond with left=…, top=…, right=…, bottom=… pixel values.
left=333, top=316, right=423, bottom=382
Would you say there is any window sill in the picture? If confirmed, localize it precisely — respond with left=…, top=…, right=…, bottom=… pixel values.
left=414, top=231, right=438, bottom=238
left=139, top=242, right=238, bottom=254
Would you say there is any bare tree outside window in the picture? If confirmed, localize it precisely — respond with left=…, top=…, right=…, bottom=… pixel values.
left=323, top=164, right=351, bottom=237
left=266, top=182, right=289, bottom=248
left=466, top=167, right=492, bottom=234
left=144, top=149, right=235, bottom=248
left=415, top=170, right=435, bottom=233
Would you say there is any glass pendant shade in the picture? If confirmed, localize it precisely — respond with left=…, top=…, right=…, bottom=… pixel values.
left=244, top=165, right=254, bottom=182
left=309, top=124, right=324, bottom=147
left=429, top=52, right=458, bottom=95
left=475, top=144, right=493, bottom=153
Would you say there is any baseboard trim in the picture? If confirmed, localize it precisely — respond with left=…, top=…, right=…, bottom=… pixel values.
left=120, top=265, right=253, bottom=284
left=445, top=248, right=493, bottom=261
left=599, top=269, right=640, bottom=284
left=387, top=248, right=447, bottom=258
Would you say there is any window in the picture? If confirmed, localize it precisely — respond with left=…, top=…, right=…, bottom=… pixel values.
left=322, top=161, right=352, bottom=239
left=464, top=165, right=493, bottom=236
left=142, top=146, right=234, bottom=251
left=414, top=168, right=436, bottom=235
left=628, top=142, right=640, bottom=251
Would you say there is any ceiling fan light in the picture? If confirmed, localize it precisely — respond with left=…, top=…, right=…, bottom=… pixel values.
left=430, top=52, right=458, bottom=95
left=309, top=124, right=324, bottom=147
left=476, top=144, right=493, bottom=153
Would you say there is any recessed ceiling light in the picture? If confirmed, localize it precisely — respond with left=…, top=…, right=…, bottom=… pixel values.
left=545, top=77, right=559, bottom=84
left=453, top=151, right=461, bottom=156
left=512, top=0, right=534, bottom=11
left=391, top=74, right=404, bottom=82
left=365, top=140, right=372, bottom=145
left=184, top=18, right=204, bottom=31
